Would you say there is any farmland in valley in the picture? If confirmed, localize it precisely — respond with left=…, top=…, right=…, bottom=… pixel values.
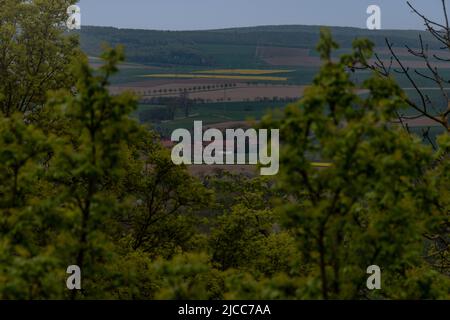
left=81, top=25, right=448, bottom=141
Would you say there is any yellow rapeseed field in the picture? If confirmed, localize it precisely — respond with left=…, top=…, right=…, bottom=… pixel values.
left=141, top=74, right=288, bottom=81
left=311, top=162, right=332, bottom=168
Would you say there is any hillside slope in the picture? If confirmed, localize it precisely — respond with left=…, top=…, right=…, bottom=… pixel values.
left=79, top=25, right=441, bottom=67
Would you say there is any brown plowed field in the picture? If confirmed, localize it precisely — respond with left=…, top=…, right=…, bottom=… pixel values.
left=111, top=82, right=306, bottom=102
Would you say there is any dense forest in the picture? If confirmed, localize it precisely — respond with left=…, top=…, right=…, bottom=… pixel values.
left=79, top=25, right=442, bottom=66
left=0, top=0, right=449, bottom=300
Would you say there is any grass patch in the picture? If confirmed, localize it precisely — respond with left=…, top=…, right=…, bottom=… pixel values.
left=192, top=69, right=294, bottom=75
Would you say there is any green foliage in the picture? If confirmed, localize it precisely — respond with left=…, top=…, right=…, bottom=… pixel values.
left=261, top=28, right=450, bottom=299
left=115, top=129, right=211, bottom=258
left=0, top=0, right=80, bottom=116
left=0, top=114, right=65, bottom=299
left=422, top=133, right=450, bottom=276
left=0, top=46, right=211, bottom=299
left=43, top=46, right=140, bottom=298
left=207, top=173, right=298, bottom=276
left=151, top=253, right=224, bottom=300
left=1, top=4, right=449, bottom=299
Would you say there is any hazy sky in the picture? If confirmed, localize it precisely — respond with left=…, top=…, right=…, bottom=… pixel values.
left=78, top=0, right=443, bottom=30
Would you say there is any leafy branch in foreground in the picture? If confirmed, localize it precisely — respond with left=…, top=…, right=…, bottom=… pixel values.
left=261, top=28, right=450, bottom=299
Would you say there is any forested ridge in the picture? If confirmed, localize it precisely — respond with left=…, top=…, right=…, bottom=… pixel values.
left=79, top=24, right=442, bottom=66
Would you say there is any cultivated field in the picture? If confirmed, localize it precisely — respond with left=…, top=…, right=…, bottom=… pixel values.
left=100, top=35, right=448, bottom=149
left=111, top=80, right=305, bottom=103
left=141, top=74, right=288, bottom=81
left=188, top=85, right=305, bottom=102
left=257, top=46, right=322, bottom=66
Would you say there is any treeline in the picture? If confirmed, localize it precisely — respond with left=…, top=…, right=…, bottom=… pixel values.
left=79, top=25, right=442, bottom=66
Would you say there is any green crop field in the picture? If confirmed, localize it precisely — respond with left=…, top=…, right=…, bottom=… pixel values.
left=136, top=100, right=289, bottom=135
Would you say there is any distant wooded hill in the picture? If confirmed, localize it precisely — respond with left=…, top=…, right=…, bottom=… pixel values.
left=78, top=25, right=440, bottom=67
